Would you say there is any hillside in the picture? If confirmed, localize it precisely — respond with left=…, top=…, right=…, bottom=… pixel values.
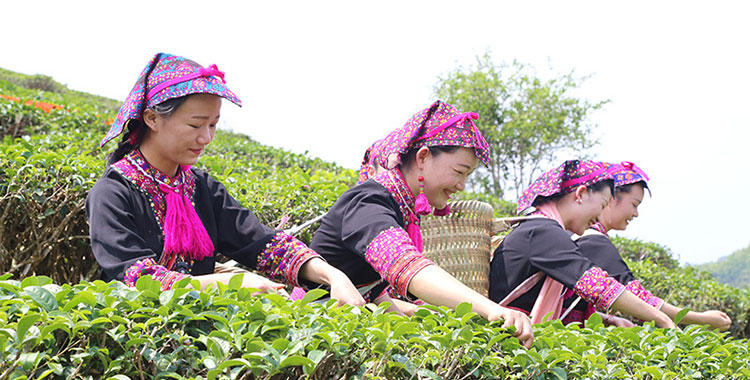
left=697, top=244, right=750, bottom=289
left=2, top=68, right=750, bottom=379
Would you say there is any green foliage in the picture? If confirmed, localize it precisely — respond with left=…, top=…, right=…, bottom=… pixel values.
left=434, top=53, right=608, bottom=199
left=697, top=244, right=750, bottom=289
left=628, top=257, right=750, bottom=339
left=612, top=236, right=750, bottom=338
left=0, top=69, right=355, bottom=282
left=1, top=274, right=748, bottom=379
left=0, top=67, right=66, bottom=93
left=0, top=68, right=121, bottom=110
left=612, top=236, right=680, bottom=270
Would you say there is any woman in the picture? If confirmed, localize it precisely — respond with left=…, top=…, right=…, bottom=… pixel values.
left=86, top=53, right=364, bottom=306
left=569, top=162, right=732, bottom=329
left=310, top=100, right=534, bottom=347
left=488, top=160, right=676, bottom=328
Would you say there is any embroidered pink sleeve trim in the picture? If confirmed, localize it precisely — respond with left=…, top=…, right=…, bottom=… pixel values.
left=573, top=267, right=626, bottom=311
left=123, top=258, right=188, bottom=291
left=625, top=280, right=664, bottom=309
left=365, top=227, right=434, bottom=299
left=256, top=231, right=321, bottom=287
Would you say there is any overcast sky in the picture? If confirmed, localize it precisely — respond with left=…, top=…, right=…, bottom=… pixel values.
left=2, top=0, right=748, bottom=265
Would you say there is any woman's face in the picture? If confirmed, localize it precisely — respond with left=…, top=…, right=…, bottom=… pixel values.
left=600, top=184, right=645, bottom=231
left=420, top=147, right=479, bottom=209
left=143, top=93, right=221, bottom=174
left=566, top=185, right=612, bottom=235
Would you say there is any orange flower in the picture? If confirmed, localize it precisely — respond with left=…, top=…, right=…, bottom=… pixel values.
left=22, top=100, right=64, bottom=113
left=0, top=94, right=21, bottom=102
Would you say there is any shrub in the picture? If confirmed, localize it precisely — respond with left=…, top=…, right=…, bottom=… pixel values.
left=612, top=236, right=680, bottom=269
left=1, top=274, right=748, bottom=379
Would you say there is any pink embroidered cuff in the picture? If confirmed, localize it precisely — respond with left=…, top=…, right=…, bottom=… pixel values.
left=123, top=258, right=188, bottom=290
left=365, top=227, right=434, bottom=300
left=573, top=267, right=626, bottom=311
left=625, top=280, right=664, bottom=309
left=256, top=231, right=321, bottom=287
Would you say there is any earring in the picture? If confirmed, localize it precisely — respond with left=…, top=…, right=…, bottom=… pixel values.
left=576, top=198, right=583, bottom=204
left=414, top=175, right=432, bottom=215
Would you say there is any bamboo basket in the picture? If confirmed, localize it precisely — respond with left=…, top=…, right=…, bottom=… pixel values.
left=421, top=200, right=494, bottom=297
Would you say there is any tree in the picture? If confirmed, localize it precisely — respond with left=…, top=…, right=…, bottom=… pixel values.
left=434, top=53, right=608, bottom=200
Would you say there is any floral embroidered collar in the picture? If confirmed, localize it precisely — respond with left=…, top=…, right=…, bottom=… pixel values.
left=588, top=222, right=610, bottom=238
left=112, top=149, right=197, bottom=232
left=372, top=168, right=417, bottom=226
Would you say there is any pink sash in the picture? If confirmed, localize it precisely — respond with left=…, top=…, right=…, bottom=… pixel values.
left=498, top=203, right=566, bottom=324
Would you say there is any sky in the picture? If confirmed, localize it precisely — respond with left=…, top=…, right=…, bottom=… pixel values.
left=1, top=0, right=748, bottom=265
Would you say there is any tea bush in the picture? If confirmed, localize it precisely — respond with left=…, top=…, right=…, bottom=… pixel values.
left=612, top=236, right=680, bottom=270
left=1, top=274, right=748, bottom=380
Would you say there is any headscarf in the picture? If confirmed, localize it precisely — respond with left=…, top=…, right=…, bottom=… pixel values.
left=604, top=161, right=651, bottom=195
left=101, top=52, right=242, bottom=147
left=517, top=160, right=613, bottom=215
left=357, top=141, right=379, bottom=184
left=371, top=100, right=491, bottom=171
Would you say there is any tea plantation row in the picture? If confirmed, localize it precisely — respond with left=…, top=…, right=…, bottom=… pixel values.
left=1, top=69, right=749, bottom=378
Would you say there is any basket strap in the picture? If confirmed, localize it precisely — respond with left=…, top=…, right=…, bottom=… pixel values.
left=491, top=215, right=542, bottom=235
left=497, top=271, right=545, bottom=307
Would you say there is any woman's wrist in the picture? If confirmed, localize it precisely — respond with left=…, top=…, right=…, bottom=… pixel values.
left=298, top=257, right=331, bottom=285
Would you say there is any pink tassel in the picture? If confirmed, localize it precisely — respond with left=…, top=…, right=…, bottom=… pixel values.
left=414, top=175, right=432, bottom=215
left=406, top=214, right=423, bottom=252
left=415, top=192, right=432, bottom=215
left=159, top=183, right=214, bottom=261
left=433, top=204, right=450, bottom=216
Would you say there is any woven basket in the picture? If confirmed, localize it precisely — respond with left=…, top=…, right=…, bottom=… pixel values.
left=421, top=200, right=494, bottom=297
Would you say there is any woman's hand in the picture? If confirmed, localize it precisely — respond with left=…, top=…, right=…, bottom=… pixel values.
left=699, top=310, right=732, bottom=330
left=328, top=270, right=366, bottom=306
left=602, top=313, right=636, bottom=328
left=240, top=272, right=285, bottom=294
left=487, top=306, right=534, bottom=348
left=298, top=258, right=366, bottom=306
left=654, top=313, right=678, bottom=329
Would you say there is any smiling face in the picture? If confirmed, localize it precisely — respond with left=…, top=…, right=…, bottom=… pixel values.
left=560, top=184, right=612, bottom=235
left=418, top=146, right=479, bottom=209
left=600, top=183, right=645, bottom=231
left=141, top=93, right=221, bottom=176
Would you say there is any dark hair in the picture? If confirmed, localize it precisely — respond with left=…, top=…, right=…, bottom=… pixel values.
left=591, top=179, right=615, bottom=197
left=398, top=145, right=461, bottom=169
left=107, top=95, right=190, bottom=165
left=534, top=179, right=615, bottom=206
left=615, top=180, right=649, bottom=198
